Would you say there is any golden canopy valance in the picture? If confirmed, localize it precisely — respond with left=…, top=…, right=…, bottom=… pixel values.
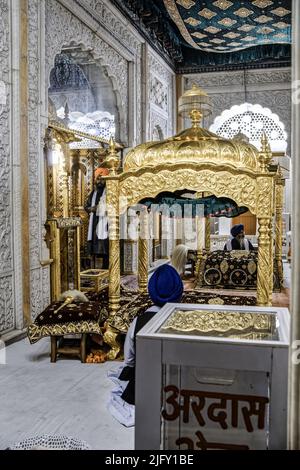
left=123, top=126, right=261, bottom=173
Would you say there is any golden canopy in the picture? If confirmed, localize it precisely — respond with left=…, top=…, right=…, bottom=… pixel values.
left=124, top=83, right=261, bottom=173
left=100, top=84, right=282, bottom=359
left=123, top=126, right=261, bottom=173
left=103, top=84, right=276, bottom=324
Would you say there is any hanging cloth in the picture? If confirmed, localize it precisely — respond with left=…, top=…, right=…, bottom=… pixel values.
left=87, top=190, right=97, bottom=241
left=96, top=188, right=108, bottom=240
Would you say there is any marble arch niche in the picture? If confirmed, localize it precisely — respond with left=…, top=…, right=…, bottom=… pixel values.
left=48, top=49, right=119, bottom=140
left=45, top=48, right=122, bottom=299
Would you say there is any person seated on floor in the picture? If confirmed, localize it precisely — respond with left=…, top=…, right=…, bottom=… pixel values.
left=107, top=264, right=183, bottom=427
left=224, top=224, right=254, bottom=251
left=170, top=244, right=190, bottom=277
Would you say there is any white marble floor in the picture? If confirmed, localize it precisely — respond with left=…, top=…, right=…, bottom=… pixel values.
left=0, top=338, right=134, bottom=450
left=0, top=262, right=291, bottom=450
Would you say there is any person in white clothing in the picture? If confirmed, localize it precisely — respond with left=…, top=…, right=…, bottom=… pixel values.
left=107, top=264, right=184, bottom=427
left=224, top=224, right=254, bottom=251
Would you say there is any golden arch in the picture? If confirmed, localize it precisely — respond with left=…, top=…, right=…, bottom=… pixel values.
left=118, top=167, right=258, bottom=215
left=105, top=163, right=275, bottom=322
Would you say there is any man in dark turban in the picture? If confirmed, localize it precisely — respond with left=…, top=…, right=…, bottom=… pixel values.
left=108, top=264, right=183, bottom=426
left=224, top=224, right=254, bottom=251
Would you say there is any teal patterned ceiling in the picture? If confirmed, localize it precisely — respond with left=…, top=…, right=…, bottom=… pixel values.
left=163, top=0, right=291, bottom=53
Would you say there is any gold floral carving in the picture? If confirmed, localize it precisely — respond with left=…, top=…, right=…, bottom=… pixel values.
left=275, top=176, right=284, bottom=286
left=27, top=320, right=103, bottom=344
left=106, top=179, right=121, bottom=314
left=257, top=177, right=274, bottom=217
left=120, top=169, right=257, bottom=214
left=124, top=128, right=261, bottom=172
left=257, top=218, right=272, bottom=306
left=160, top=309, right=276, bottom=339
left=268, top=219, right=274, bottom=304
left=103, top=323, right=122, bottom=360
left=138, top=211, right=149, bottom=293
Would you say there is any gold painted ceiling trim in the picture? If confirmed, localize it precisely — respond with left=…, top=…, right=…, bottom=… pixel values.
left=163, top=0, right=200, bottom=49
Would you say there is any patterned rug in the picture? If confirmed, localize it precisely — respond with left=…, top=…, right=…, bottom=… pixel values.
left=108, top=288, right=257, bottom=334
left=27, top=283, right=257, bottom=344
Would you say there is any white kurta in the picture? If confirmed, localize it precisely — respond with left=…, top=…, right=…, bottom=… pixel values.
left=107, top=306, right=160, bottom=427
left=87, top=191, right=97, bottom=241
left=225, top=238, right=250, bottom=251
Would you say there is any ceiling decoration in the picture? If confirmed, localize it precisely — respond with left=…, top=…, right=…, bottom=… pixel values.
left=163, top=0, right=291, bottom=53
left=111, top=0, right=291, bottom=71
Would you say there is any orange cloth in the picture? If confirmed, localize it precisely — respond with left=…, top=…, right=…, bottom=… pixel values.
left=94, top=167, right=109, bottom=179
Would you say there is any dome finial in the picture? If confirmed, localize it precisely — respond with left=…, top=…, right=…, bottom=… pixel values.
left=104, top=135, right=120, bottom=175
left=259, top=131, right=272, bottom=172
left=178, top=83, right=212, bottom=128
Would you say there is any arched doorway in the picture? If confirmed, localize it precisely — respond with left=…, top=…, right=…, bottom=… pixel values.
left=210, top=103, right=290, bottom=258
left=209, top=102, right=288, bottom=153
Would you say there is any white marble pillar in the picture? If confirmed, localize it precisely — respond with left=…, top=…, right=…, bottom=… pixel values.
left=289, top=0, right=300, bottom=449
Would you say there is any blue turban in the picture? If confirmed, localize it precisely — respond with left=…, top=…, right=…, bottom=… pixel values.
left=148, top=264, right=183, bottom=307
left=231, top=224, right=244, bottom=238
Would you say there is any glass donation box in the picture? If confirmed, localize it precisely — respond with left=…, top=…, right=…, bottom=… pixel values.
left=135, top=304, right=290, bottom=450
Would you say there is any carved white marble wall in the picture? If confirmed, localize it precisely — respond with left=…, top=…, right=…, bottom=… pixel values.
left=185, top=68, right=291, bottom=154
left=0, top=0, right=177, bottom=335
left=0, top=0, right=14, bottom=333
left=147, top=48, right=176, bottom=141
left=28, top=0, right=50, bottom=320
left=45, top=2, right=176, bottom=279
left=46, top=0, right=149, bottom=147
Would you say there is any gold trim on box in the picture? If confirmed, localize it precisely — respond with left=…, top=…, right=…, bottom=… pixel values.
left=27, top=320, right=103, bottom=344
left=80, top=269, right=109, bottom=278
left=159, top=310, right=277, bottom=340
left=80, top=269, right=109, bottom=292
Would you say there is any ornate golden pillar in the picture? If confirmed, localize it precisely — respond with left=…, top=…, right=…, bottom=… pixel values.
left=106, top=177, right=120, bottom=314
left=105, top=138, right=121, bottom=315
left=60, top=141, right=70, bottom=218
left=275, top=169, right=285, bottom=288
left=205, top=216, right=211, bottom=252
left=257, top=217, right=272, bottom=306
left=257, top=135, right=274, bottom=307
left=103, top=140, right=122, bottom=360
left=195, top=216, right=204, bottom=278
left=269, top=218, right=274, bottom=305
left=138, top=209, right=149, bottom=293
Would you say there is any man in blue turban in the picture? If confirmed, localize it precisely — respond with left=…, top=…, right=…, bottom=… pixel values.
left=224, top=224, right=254, bottom=251
left=107, top=265, right=183, bottom=426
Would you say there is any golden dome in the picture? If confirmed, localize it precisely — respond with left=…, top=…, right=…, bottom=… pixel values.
left=123, top=126, right=261, bottom=173
left=123, top=84, right=262, bottom=173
